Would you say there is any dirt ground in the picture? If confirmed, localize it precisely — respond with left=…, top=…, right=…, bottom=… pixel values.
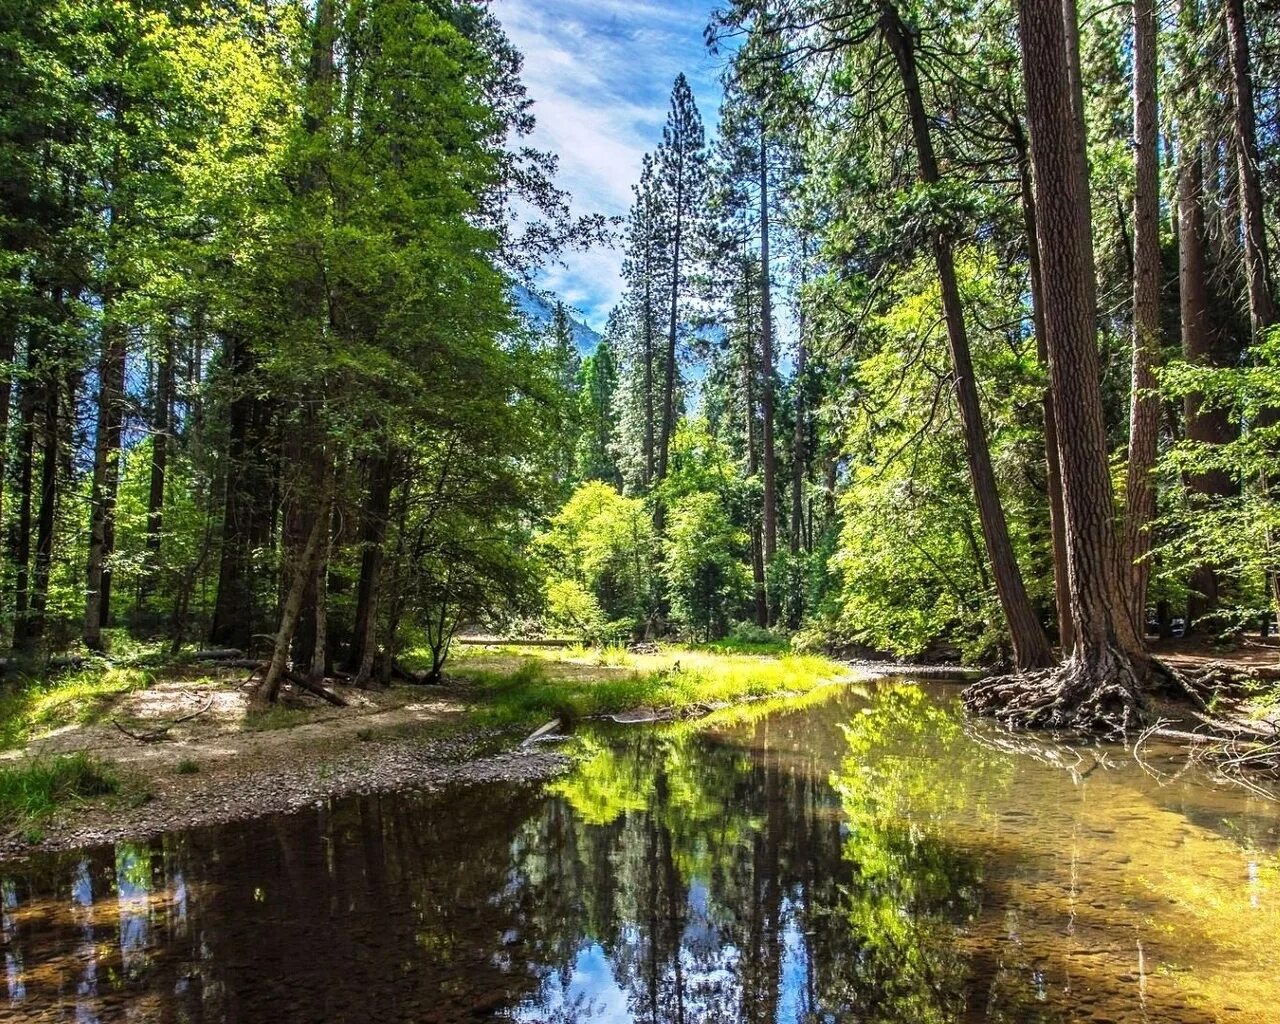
left=0, top=667, right=568, bottom=862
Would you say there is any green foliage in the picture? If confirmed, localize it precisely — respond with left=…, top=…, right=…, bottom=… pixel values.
left=824, top=255, right=1049, bottom=661
left=538, top=481, right=655, bottom=640
left=663, top=492, right=749, bottom=640
left=1155, top=333, right=1280, bottom=617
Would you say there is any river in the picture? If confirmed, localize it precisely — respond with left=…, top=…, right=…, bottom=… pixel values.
left=2, top=678, right=1278, bottom=1022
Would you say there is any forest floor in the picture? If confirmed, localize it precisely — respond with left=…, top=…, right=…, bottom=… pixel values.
left=0, top=643, right=860, bottom=860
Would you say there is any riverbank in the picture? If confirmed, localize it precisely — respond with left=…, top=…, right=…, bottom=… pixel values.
left=0, top=644, right=863, bottom=860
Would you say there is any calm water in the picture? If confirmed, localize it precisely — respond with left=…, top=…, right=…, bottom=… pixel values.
left=2, top=679, right=1279, bottom=1023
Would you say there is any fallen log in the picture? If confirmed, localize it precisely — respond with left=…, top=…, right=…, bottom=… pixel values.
left=283, top=669, right=348, bottom=707
left=192, top=648, right=244, bottom=661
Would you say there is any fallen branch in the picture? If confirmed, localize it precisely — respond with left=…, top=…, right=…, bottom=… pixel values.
left=113, top=695, right=215, bottom=743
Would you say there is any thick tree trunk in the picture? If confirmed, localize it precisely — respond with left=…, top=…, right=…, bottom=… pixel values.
left=1016, top=125, right=1074, bottom=652
left=759, top=129, right=778, bottom=572
left=84, top=314, right=127, bottom=649
left=1017, top=0, right=1148, bottom=682
left=1122, top=0, right=1162, bottom=633
left=881, top=2, right=1053, bottom=670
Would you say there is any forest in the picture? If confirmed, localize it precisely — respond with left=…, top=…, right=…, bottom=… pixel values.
left=2, top=0, right=1279, bottom=734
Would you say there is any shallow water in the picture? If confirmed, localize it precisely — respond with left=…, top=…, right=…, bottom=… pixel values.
left=2, top=679, right=1279, bottom=1023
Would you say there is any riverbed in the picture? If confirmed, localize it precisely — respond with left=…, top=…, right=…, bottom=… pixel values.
left=2, top=678, right=1277, bottom=1022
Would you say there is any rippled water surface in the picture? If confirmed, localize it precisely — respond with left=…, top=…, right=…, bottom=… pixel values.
left=3, top=679, right=1279, bottom=1023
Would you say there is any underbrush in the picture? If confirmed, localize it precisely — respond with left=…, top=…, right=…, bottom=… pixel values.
left=451, top=646, right=854, bottom=727
left=0, top=753, right=120, bottom=834
left=0, top=665, right=153, bottom=749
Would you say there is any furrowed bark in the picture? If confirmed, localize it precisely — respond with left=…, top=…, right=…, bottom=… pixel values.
left=1122, top=0, right=1162, bottom=633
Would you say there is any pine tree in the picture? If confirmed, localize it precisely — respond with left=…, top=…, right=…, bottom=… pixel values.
left=655, top=74, right=708, bottom=483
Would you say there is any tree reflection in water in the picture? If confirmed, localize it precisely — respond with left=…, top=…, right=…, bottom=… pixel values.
left=1, top=682, right=1276, bottom=1023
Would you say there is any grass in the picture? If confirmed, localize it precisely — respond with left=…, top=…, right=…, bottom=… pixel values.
left=175, top=758, right=200, bottom=775
left=244, top=705, right=313, bottom=732
left=0, top=666, right=153, bottom=749
left=447, top=645, right=856, bottom=728
left=0, top=753, right=120, bottom=833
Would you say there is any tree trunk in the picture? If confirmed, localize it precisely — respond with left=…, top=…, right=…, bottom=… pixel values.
left=0, top=286, right=15, bottom=546
left=658, top=161, right=684, bottom=482
left=1121, top=0, right=1162, bottom=633
left=84, top=313, right=127, bottom=649
left=1177, top=14, right=1240, bottom=629
left=310, top=499, right=331, bottom=682
left=881, top=2, right=1053, bottom=670
left=349, top=456, right=393, bottom=685
left=209, top=332, right=274, bottom=650
left=255, top=471, right=332, bottom=706
left=24, top=363, right=60, bottom=653
left=759, top=128, right=778, bottom=573
left=744, top=291, right=768, bottom=628
left=1224, top=0, right=1277, bottom=335
left=138, top=322, right=173, bottom=613
left=1016, top=123, right=1074, bottom=652
left=1223, top=0, right=1280, bottom=616
left=8, top=360, right=36, bottom=650
left=643, top=229, right=656, bottom=488
left=790, top=251, right=807, bottom=558
left=1017, top=0, right=1148, bottom=679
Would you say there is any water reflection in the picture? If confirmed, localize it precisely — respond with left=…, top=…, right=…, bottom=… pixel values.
left=1, top=680, right=1278, bottom=1023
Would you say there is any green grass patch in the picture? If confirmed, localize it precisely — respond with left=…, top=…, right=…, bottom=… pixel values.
left=0, top=753, right=120, bottom=832
left=244, top=705, right=313, bottom=732
left=175, top=758, right=200, bottom=775
left=0, top=666, right=153, bottom=749
left=451, top=647, right=855, bottom=728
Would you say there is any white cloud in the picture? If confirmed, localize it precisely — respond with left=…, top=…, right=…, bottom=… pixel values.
left=494, top=0, right=725, bottom=325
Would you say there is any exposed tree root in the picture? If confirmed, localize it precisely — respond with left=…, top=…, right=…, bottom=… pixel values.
left=965, top=650, right=1280, bottom=791
left=963, top=646, right=1150, bottom=737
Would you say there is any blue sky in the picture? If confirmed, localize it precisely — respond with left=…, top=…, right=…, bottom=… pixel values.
left=495, top=0, right=727, bottom=330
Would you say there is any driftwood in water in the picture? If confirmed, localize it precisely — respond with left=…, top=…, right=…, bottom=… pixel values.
left=521, top=718, right=562, bottom=747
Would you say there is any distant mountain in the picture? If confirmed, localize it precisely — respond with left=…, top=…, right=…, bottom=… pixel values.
left=512, top=283, right=602, bottom=356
